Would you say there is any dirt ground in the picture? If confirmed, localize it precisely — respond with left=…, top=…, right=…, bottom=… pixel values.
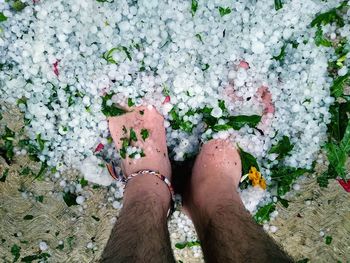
left=1, top=107, right=349, bottom=263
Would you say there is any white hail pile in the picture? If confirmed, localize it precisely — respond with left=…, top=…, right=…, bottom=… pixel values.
left=0, top=0, right=347, bottom=257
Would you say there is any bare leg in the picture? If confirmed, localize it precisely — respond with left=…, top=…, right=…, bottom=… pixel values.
left=101, top=106, right=175, bottom=263
left=101, top=175, right=175, bottom=263
left=183, top=140, right=293, bottom=263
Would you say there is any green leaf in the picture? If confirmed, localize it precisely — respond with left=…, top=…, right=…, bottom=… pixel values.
left=0, top=126, right=15, bottom=163
left=130, top=128, right=138, bottom=142
left=201, top=63, right=210, bottom=71
left=227, top=115, right=262, bottom=130
left=11, top=1, right=27, bottom=12
left=121, top=46, right=132, bottom=61
left=36, top=134, right=45, bottom=151
left=162, top=85, right=170, bottom=96
left=238, top=146, right=260, bottom=175
left=175, top=240, right=200, bottom=249
left=55, top=243, right=64, bottom=250
left=127, top=98, right=135, bottom=107
left=325, top=142, right=346, bottom=177
left=311, top=5, right=345, bottom=28
left=169, top=107, right=194, bottom=133
left=340, top=121, right=350, bottom=153
left=273, top=43, right=287, bottom=61
left=66, top=236, right=75, bottom=250
left=274, top=0, right=283, bottom=11
left=0, top=12, right=8, bottom=22
left=101, top=93, right=126, bottom=117
left=191, top=0, right=198, bottom=16
left=200, top=106, right=217, bottom=127
left=327, top=102, right=350, bottom=142
left=218, top=100, right=228, bottom=114
left=218, top=7, right=231, bottom=17
left=62, top=192, right=78, bottom=207
left=119, top=138, right=129, bottom=159
left=195, top=33, right=203, bottom=43
left=23, top=215, right=34, bottom=220
left=35, top=162, right=48, bottom=181
left=20, top=167, right=32, bottom=176
left=331, top=73, right=350, bottom=98
left=0, top=168, right=9, bottom=182
left=140, top=129, right=149, bottom=141
left=179, top=121, right=194, bottom=133
left=11, top=244, right=21, bottom=262
left=253, top=203, right=276, bottom=224
left=317, top=172, right=332, bottom=188
left=21, top=252, right=51, bottom=262
left=314, top=26, right=332, bottom=47
left=18, top=139, right=40, bottom=162
left=35, top=195, right=44, bottom=203
left=80, top=178, right=88, bottom=187
left=212, top=124, right=232, bottom=132
left=91, top=215, right=100, bottom=221
left=102, top=46, right=131, bottom=64
left=278, top=197, right=289, bottom=208
left=268, top=136, right=294, bottom=160
left=271, top=166, right=309, bottom=196
left=325, top=236, right=333, bottom=245
left=296, top=259, right=309, bottom=263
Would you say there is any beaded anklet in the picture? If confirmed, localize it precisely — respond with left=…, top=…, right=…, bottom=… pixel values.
left=106, top=162, right=175, bottom=217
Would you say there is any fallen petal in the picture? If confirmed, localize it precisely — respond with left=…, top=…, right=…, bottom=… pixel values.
left=162, top=95, right=171, bottom=104
left=337, top=179, right=350, bottom=192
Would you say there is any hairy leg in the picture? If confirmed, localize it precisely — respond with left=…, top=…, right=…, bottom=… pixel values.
left=183, top=140, right=293, bottom=263
left=101, top=106, right=175, bottom=263
left=101, top=175, right=175, bottom=263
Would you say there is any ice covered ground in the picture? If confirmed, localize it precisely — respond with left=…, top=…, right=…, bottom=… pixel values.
left=1, top=0, right=349, bottom=258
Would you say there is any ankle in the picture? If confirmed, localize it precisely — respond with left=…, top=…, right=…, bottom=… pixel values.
left=123, top=174, right=171, bottom=214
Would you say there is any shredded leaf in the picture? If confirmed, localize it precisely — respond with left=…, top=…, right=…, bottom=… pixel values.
left=21, top=252, right=51, bottom=262
left=0, top=12, right=8, bottom=22
left=0, top=126, right=15, bottom=164
left=218, top=7, right=231, bottom=17
left=253, top=202, right=276, bottom=224
left=101, top=93, right=126, bottom=117
left=195, top=33, right=203, bottom=43
left=11, top=244, right=21, bottom=262
left=35, top=195, right=44, bottom=203
left=130, top=128, right=138, bottom=142
left=330, top=73, right=350, bottom=98
left=325, top=142, right=347, bottom=177
left=23, top=215, right=34, bottom=220
left=0, top=168, right=9, bottom=182
left=325, top=236, right=333, bottom=245
left=271, top=166, right=309, bottom=196
left=314, top=26, right=332, bottom=47
left=140, top=129, right=149, bottom=141
left=201, top=63, right=210, bottom=71
left=36, top=133, right=45, bottom=151
left=191, top=0, right=198, bottom=16
left=11, top=1, right=27, bottom=12
left=175, top=240, right=200, bottom=249
left=268, top=136, right=294, bottom=160
left=274, top=0, right=283, bottom=11
left=62, top=192, right=78, bottom=207
left=273, top=43, right=287, bottom=61
left=310, top=3, right=346, bottom=28
left=91, top=215, right=100, bottom=221
left=169, top=107, right=194, bottom=133
left=327, top=102, right=350, bottom=142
